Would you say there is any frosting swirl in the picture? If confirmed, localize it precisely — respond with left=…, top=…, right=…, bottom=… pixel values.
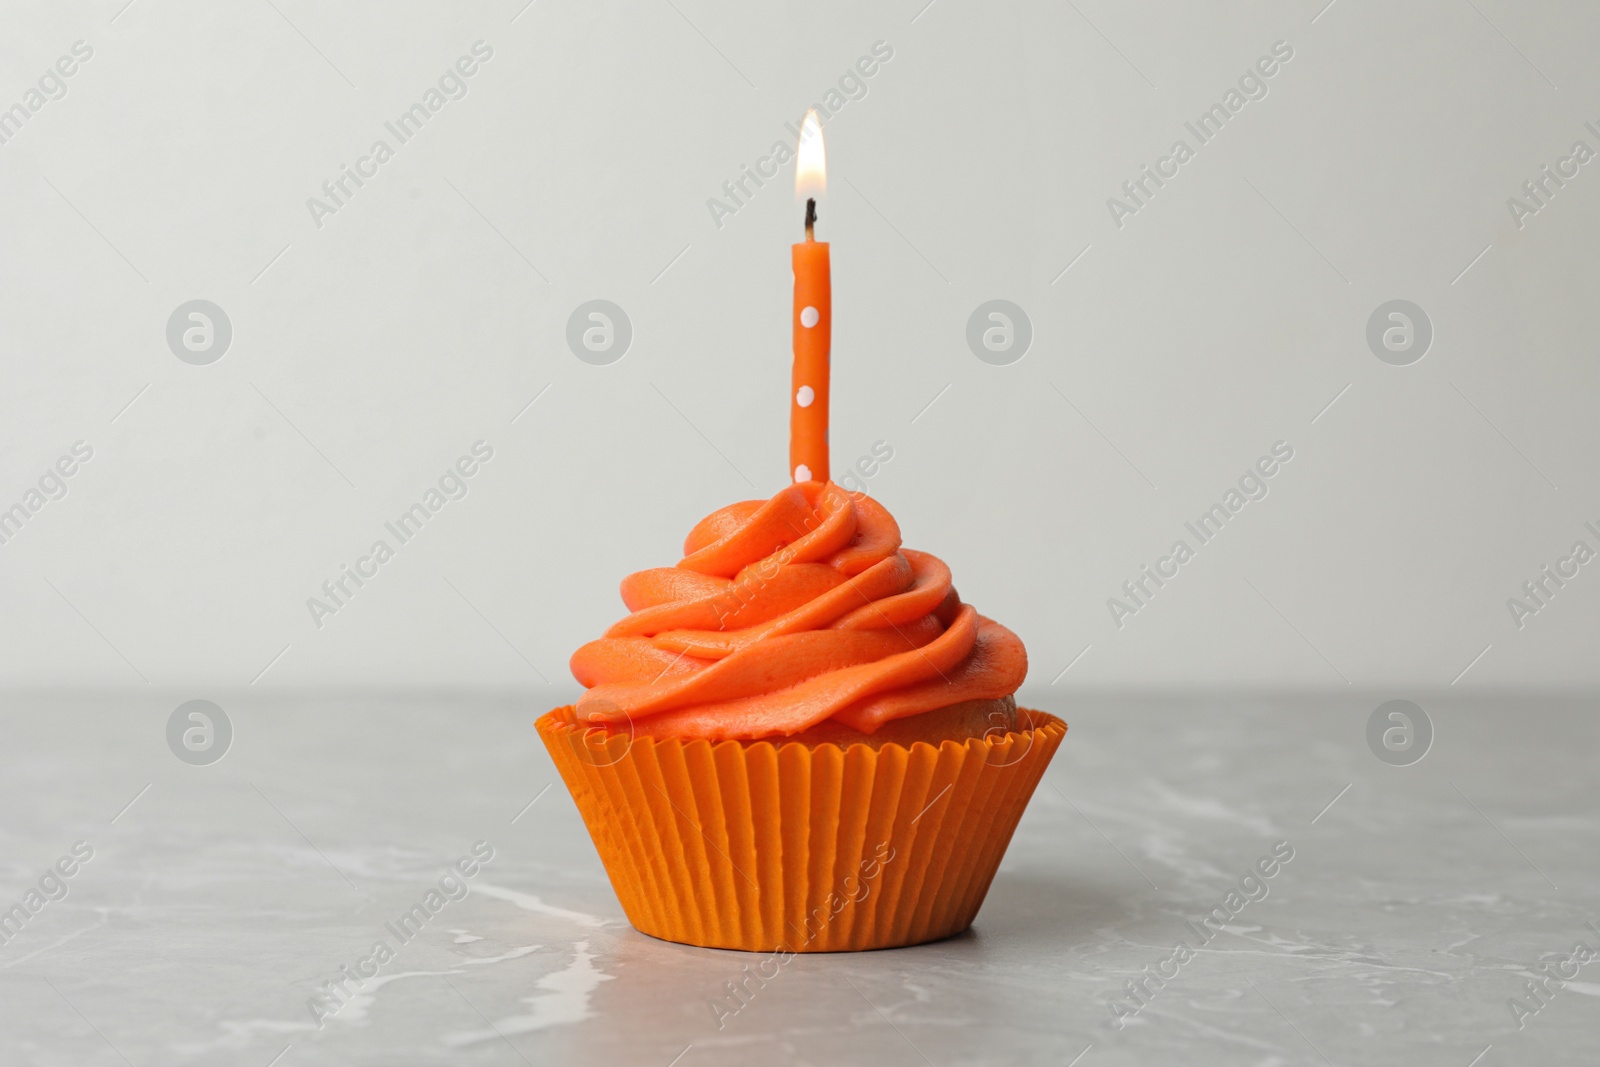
left=570, top=482, right=1027, bottom=740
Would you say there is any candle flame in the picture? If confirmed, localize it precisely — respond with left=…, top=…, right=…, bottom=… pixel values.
left=795, top=109, right=825, bottom=199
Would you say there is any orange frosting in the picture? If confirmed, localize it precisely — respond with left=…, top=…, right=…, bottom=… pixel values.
left=570, top=482, right=1027, bottom=741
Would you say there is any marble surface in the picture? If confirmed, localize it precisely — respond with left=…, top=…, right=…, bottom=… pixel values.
left=0, top=690, right=1595, bottom=1066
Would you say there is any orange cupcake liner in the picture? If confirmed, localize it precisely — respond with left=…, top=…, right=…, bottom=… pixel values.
left=536, top=707, right=1066, bottom=952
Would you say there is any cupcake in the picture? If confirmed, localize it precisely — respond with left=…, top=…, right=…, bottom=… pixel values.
left=537, top=480, right=1065, bottom=952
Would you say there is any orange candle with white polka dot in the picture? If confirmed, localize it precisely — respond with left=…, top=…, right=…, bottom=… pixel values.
left=791, top=110, right=830, bottom=485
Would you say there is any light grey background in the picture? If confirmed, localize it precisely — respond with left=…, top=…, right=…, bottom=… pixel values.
left=2, top=0, right=1597, bottom=693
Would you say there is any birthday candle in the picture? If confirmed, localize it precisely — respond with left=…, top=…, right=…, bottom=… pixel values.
left=790, top=109, right=830, bottom=485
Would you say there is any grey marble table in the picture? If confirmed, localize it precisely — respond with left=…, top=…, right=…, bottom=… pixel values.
left=0, top=690, right=1595, bottom=1066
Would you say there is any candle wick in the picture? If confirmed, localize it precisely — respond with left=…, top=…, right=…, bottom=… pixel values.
left=804, top=197, right=817, bottom=241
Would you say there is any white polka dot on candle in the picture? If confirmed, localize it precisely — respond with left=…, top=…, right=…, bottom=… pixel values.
left=796, top=385, right=815, bottom=408
left=794, top=464, right=812, bottom=482
left=800, top=306, right=819, bottom=328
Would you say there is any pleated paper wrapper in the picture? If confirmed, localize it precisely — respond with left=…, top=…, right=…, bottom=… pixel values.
left=536, top=706, right=1066, bottom=952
